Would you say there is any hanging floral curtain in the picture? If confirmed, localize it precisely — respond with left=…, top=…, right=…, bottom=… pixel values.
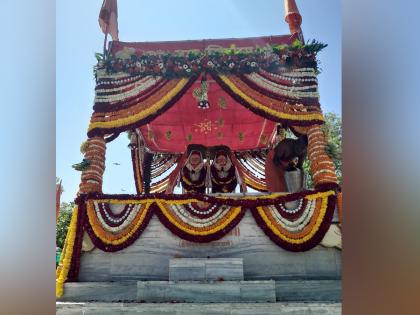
left=86, top=37, right=327, bottom=151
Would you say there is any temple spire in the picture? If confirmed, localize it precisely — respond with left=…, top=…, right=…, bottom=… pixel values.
left=284, top=0, right=303, bottom=42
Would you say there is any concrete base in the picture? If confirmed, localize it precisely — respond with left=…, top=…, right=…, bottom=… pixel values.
left=56, top=302, right=342, bottom=315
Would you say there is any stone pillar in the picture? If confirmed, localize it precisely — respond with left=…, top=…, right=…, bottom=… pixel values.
left=79, top=136, right=106, bottom=193
left=307, top=125, right=338, bottom=187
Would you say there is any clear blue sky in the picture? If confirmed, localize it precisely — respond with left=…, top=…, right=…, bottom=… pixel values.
left=57, top=0, right=341, bottom=202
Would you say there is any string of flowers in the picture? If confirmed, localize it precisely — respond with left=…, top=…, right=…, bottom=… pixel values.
left=74, top=187, right=337, bottom=250
left=154, top=201, right=245, bottom=242
left=131, top=145, right=143, bottom=194
left=56, top=206, right=79, bottom=297
left=251, top=190, right=336, bottom=251
left=87, top=76, right=197, bottom=137
left=213, top=74, right=325, bottom=126
left=307, top=125, right=339, bottom=187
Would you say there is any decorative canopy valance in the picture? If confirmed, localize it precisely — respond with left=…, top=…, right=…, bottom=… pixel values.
left=87, top=35, right=327, bottom=153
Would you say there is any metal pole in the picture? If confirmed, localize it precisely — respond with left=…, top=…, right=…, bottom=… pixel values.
left=103, top=23, right=109, bottom=56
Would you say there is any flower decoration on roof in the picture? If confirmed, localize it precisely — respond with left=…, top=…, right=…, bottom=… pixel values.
left=99, top=40, right=327, bottom=79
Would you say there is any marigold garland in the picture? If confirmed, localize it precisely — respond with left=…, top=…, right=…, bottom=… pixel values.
left=213, top=74, right=325, bottom=126
left=251, top=190, right=336, bottom=251
left=56, top=206, right=79, bottom=298
left=87, top=76, right=197, bottom=137
left=88, top=78, right=189, bottom=131
left=337, top=191, right=343, bottom=225
left=307, top=125, right=339, bottom=187
left=84, top=200, right=153, bottom=251
left=131, top=146, right=143, bottom=194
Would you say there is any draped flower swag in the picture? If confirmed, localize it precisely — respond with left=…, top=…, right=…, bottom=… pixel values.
left=56, top=187, right=337, bottom=297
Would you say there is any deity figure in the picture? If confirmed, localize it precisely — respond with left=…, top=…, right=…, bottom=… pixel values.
left=210, top=151, right=238, bottom=193
left=180, top=150, right=207, bottom=194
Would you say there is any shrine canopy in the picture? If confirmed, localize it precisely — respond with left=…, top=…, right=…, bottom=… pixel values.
left=89, top=34, right=326, bottom=153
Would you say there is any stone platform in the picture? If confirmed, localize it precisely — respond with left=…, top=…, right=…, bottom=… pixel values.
left=79, top=212, right=341, bottom=282
left=56, top=302, right=342, bottom=315
left=58, top=279, right=341, bottom=303
left=63, top=210, right=342, bottom=313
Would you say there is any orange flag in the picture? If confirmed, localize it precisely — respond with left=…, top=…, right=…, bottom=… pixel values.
left=99, top=0, right=119, bottom=41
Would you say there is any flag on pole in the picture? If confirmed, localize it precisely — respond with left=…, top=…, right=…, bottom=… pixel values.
left=99, top=0, right=119, bottom=41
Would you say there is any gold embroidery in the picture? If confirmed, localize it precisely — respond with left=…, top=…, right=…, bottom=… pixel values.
left=218, top=97, right=227, bottom=109
left=165, top=130, right=172, bottom=140
left=216, top=118, right=224, bottom=127
left=260, top=134, right=268, bottom=145
left=193, top=119, right=213, bottom=134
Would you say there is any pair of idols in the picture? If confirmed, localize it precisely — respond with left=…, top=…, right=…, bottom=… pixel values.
left=165, top=134, right=308, bottom=194
left=167, top=148, right=247, bottom=194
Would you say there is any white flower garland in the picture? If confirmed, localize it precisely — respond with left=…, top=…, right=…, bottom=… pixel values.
left=268, top=199, right=316, bottom=232
left=246, top=73, right=319, bottom=99
left=94, top=202, right=142, bottom=233
left=170, top=204, right=231, bottom=228
left=312, top=169, right=337, bottom=178
left=278, top=198, right=304, bottom=214
left=97, top=74, right=147, bottom=88
left=248, top=73, right=318, bottom=92
left=260, top=70, right=318, bottom=83
left=95, top=76, right=157, bottom=93
left=95, top=76, right=161, bottom=103
left=96, top=71, right=134, bottom=81
left=187, top=203, right=219, bottom=215
left=100, top=203, right=132, bottom=223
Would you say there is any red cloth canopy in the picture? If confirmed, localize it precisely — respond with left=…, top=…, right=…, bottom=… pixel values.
left=109, top=34, right=296, bottom=54
left=139, top=75, right=276, bottom=153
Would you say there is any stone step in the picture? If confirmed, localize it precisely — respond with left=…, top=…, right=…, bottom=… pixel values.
left=56, top=302, right=342, bottom=315
left=137, top=280, right=275, bottom=303
left=276, top=280, right=341, bottom=302
left=58, top=280, right=341, bottom=303
left=169, top=258, right=244, bottom=281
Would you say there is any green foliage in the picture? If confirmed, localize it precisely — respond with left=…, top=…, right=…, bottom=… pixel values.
left=321, top=112, right=342, bottom=181
left=304, top=39, right=328, bottom=53
left=291, top=39, right=303, bottom=49
left=72, top=158, right=91, bottom=171
left=95, top=52, right=104, bottom=62
left=56, top=202, right=74, bottom=250
left=302, top=158, right=313, bottom=189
